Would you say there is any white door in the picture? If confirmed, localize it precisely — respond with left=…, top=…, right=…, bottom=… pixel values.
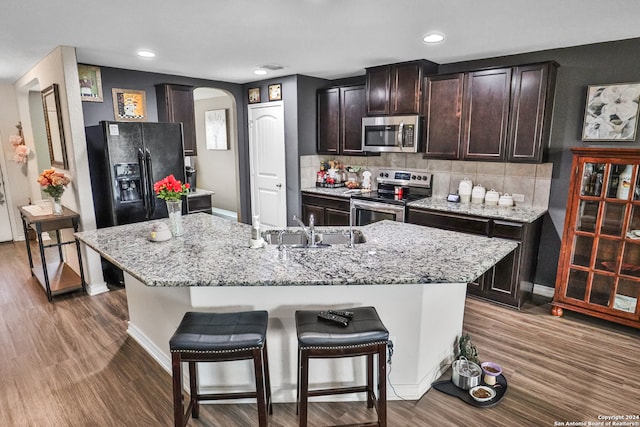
left=0, top=163, right=13, bottom=242
left=248, top=101, right=287, bottom=228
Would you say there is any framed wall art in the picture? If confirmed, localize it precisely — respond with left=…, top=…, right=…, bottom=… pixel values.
left=582, top=82, right=640, bottom=141
left=205, top=109, right=228, bottom=150
left=268, top=83, right=282, bottom=101
left=248, top=87, right=260, bottom=104
left=112, top=88, right=147, bottom=122
left=78, top=64, right=103, bottom=102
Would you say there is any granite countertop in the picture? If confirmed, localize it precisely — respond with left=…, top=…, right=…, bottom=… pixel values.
left=187, top=188, right=215, bottom=198
left=407, top=198, right=547, bottom=223
left=301, top=187, right=359, bottom=198
left=302, top=187, right=546, bottom=223
left=76, top=214, right=517, bottom=288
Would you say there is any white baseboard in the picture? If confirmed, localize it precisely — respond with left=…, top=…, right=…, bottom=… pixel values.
left=533, top=284, right=555, bottom=298
left=87, top=281, right=110, bottom=296
left=211, top=207, right=237, bottom=221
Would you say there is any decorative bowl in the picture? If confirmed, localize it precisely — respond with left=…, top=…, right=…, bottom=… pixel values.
left=481, top=361, right=502, bottom=377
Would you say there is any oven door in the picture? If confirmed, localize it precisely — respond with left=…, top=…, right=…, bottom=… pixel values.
left=350, top=199, right=406, bottom=226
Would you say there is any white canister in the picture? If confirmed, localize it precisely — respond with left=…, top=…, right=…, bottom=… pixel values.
left=484, top=189, right=500, bottom=205
left=498, top=194, right=514, bottom=207
left=617, top=164, right=634, bottom=200
left=458, top=178, right=473, bottom=203
left=471, top=185, right=486, bottom=204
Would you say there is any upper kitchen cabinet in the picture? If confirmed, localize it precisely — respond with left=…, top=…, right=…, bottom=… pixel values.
left=461, top=67, right=512, bottom=161
left=156, top=84, right=197, bottom=156
left=423, top=62, right=557, bottom=163
left=365, top=60, right=438, bottom=116
left=507, top=62, right=558, bottom=163
left=423, top=73, right=464, bottom=159
left=317, top=85, right=366, bottom=155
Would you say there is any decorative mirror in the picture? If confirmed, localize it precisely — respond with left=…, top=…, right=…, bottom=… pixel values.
left=41, top=84, right=68, bottom=169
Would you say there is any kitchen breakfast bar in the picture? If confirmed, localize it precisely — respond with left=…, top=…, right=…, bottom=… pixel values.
left=75, top=213, right=517, bottom=402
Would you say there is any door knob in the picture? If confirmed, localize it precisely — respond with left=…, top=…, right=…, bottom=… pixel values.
left=276, top=183, right=282, bottom=188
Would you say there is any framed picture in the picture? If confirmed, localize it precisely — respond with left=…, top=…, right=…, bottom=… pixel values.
left=205, top=109, right=228, bottom=150
left=268, top=83, right=282, bottom=101
left=582, top=82, right=640, bottom=141
left=112, top=88, right=147, bottom=122
left=248, top=87, right=260, bottom=104
left=78, top=64, right=103, bottom=102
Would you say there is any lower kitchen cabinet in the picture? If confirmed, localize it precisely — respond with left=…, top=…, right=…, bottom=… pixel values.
left=407, top=208, right=542, bottom=308
left=301, top=193, right=350, bottom=226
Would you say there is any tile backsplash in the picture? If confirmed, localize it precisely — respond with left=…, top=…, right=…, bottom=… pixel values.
left=300, top=153, right=553, bottom=209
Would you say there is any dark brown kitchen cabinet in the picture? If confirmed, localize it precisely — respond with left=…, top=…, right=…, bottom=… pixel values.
left=461, top=67, right=512, bottom=161
left=423, top=62, right=557, bottom=163
left=317, top=85, right=366, bottom=155
left=407, top=207, right=542, bottom=309
left=552, top=148, right=640, bottom=329
left=507, top=62, right=558, bottom=163
left=423, top=73, right=464, bottom=159
left=301, top=193, right=350, bottom=226
left=365, top=61, right=438, bottom=116
left=156, top=84, right=197, bottom=156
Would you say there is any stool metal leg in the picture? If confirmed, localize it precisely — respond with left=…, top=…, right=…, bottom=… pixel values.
left=188, top=361, right=199, bottom=419
left=252, top=348, right=268, bottom=427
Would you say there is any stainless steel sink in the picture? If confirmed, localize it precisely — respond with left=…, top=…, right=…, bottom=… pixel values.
left=261, top=229, right=365, bottom=247
left=316, top=230, right=366, bottom=245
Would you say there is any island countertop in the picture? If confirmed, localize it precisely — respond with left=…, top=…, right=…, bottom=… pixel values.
left=75, top=213, right=517, bottom=288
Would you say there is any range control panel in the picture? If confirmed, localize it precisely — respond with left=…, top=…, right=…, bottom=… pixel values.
left=376, top=169, right=432, bottom=188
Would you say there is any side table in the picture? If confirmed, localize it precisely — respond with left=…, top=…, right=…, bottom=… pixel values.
left=19, top=205, right=86, bottom=302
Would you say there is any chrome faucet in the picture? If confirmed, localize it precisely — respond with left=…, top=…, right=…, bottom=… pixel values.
left=292, top=214, right=316, bottom=247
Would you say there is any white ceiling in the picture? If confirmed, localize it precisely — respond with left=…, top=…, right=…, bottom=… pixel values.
left=1, top=0, right=640, bottom=85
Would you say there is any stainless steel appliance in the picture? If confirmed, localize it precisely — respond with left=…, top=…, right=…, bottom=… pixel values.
left=361, top=115, right=421, bottom=153
left=350, top=169, right=432, bottom=226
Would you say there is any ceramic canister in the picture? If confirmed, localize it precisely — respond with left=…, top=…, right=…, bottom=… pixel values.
left=471, top=185, right=486, bottom=204
left=484, top=189, right=500, bottom=205
left=458, top=178, right=473, bottom=202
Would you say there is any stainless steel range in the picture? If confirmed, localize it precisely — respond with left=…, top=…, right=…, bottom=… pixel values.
left=350, top=169, right=432, bottom=225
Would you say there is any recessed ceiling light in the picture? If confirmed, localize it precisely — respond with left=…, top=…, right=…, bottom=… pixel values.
left=423, top=33, right=444, bottom=43
left=254, top=69, right=268, bottom=75
left=137, top=49, right=156, bottom=58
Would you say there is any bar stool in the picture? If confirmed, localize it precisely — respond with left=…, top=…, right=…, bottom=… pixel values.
left=295, top=306, right=389, bottom=427
left=169, top=311, right=272, bottom=427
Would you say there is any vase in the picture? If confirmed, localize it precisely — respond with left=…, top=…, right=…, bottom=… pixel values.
left=52, top=196, right=63, bottom=216
left=166, top=200, right=183, bottom=237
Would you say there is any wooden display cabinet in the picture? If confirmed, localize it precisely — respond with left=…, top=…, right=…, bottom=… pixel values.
left=552, top=148, right=640, bottom=328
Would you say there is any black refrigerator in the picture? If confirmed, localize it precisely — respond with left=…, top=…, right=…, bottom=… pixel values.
left=86, top=121, right=186, bottom=228
left=86, top=121, right=186, bottom=283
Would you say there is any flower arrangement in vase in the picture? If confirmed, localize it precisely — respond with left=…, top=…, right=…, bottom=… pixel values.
left=37, top=168, right=70, bottom=215
left=153, top=174, right=190, bottom=236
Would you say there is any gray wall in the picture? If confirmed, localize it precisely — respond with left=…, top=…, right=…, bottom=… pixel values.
left=242, top=75, right=331, bottom=225
left=439, top=37, right=640, bottom=287
left=80, top=66, right=248, bottom=220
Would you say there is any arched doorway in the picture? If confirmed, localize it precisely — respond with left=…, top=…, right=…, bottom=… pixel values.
left=192, top=87, right=240, bottom=220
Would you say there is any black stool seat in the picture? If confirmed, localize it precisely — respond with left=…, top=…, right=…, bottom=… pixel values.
left=296, top=307, right=389, bottom=347
left=170, top=310, right=272, bottom=427
left=170, top=310, right=268, bottom=352
left=295, top=306, right=389, bottom=427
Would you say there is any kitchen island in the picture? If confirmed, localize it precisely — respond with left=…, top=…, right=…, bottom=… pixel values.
left=76, top=214, right=517, bottom=402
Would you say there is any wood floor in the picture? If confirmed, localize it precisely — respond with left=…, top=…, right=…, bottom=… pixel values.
left=1, top=240, right=639, bottom=426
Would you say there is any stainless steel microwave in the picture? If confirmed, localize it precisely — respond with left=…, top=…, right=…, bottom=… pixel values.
left=361, top=115, right=421, bottom=153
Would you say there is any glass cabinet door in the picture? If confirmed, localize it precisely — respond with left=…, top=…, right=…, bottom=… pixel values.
left=564, top=160, right=639, bottom=317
